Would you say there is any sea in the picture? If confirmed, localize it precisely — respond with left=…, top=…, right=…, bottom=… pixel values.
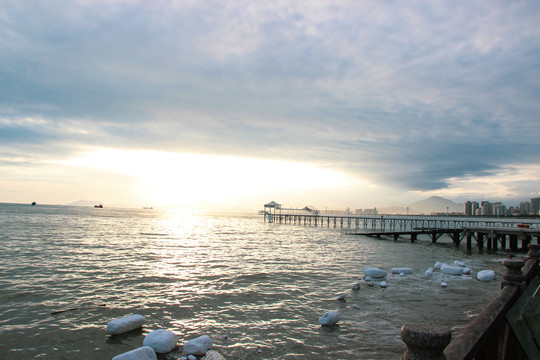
left=0, top=203, right=509, bottom=359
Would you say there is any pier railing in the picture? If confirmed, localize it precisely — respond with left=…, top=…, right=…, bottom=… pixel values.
left=400, top=244, right=540, bottom=360
left=263, top=212, right=540, bottom=252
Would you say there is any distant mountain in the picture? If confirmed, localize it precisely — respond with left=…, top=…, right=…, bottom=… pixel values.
left=407, top=196, right=463, bottom=214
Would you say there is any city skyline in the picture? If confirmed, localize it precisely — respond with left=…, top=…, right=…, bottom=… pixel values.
left=1, top=1, right=540, bottom=211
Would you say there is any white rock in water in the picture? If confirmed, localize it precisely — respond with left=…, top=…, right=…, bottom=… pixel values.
left=425, top=268, right=434, bottom=277
left=477, top=270, right=495, bottom=282
left=112, top=346, right=157, bottom=360
left=336, top=293, right=346, bottom=301
left=455, top=260, right=466, bottom=267
left=380, top=281, right=387, bottom=288
left=463, top=267, right=472, bottom=274
left=204, top=350, right=227, bottom=360
left=187, top=355, right=197, bottom=360
left=143, top=329, right=178, bottom=354
left=183, top=335, right=213, bottom=355
left=434, top=262, right=442, bottom=269
left=319, top=311, right=340, bottom=326
left=441, top=263, right=464, bottom=275
left=441, top=282, right=448, bottom=288
left=392, top=267, right=413, bottom=274
left=364, top=275, right=372, bottom=281
left=107, top=314, right=146, bottom=335
left=364, top=268, right=387, bottom=278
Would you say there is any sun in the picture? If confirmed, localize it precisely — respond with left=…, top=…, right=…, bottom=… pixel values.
left=57, top=148, right=358, bottom=209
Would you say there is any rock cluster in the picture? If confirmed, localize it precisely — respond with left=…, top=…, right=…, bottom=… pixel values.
left=108, top=314, right=225, bottom=359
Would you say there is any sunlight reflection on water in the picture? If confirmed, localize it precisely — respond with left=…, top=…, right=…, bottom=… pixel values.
left=0, top=204, right=507, bottom=359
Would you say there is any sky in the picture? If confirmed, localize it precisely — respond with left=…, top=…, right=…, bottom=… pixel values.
left=1, top=0, right=540, bottom=211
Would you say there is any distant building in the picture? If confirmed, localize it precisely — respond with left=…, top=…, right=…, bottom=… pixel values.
left=355, top=208, right=377, bottom=215
left=472, top=201, right=479, bottom=215
left=481, top=201, right=493, bottom=216
left=520, top=201, right=531, bottom=215
left=464, top=201, right=472, bottom=216
left=494, top=202, right=506, bottom=216
left=531, top=197, right=540, bottom=215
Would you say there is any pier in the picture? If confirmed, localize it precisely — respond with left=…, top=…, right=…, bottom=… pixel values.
left=262, top=202, right=540, bottom=251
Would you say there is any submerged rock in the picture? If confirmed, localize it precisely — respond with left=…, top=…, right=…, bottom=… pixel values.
left=336, top=293, right=346, bottom=301
left=107, top=314, right=146, bottom=335
left=391, top=267, right=413, bottom=274
left=455, top=260, right=467, bottom=267
left=364, top=268, right=387, bottom=278
left=203, top=350, right=227, bottom=360
left=441, top=282, right=448, bottom=288
left=477, top=270, right=495, bottom=282
left=112, top=346, right=157, bottom=360
left=379, top=281, right=387, bottom=288
left=143, top=329, right=178, bottom=354
left=184, top=335, right=213, bottom=355
left=441, top=263, right=464, bottom=275
left=352, top=282, right=361, bottom=290
left=319, top=311, right=340, bottom=326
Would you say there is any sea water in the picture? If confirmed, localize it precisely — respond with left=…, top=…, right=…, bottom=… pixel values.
left=0, top=204, right=507, bottom=359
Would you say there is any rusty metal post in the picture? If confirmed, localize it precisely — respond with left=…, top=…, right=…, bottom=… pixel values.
left=401, top=324, right=451, bottom=360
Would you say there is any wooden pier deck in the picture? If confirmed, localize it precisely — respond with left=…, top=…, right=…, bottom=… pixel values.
left=261, top=202, right=540, bottom=251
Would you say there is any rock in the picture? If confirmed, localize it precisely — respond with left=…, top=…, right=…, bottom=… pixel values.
left=380, top=281, right=387, bottom=288
left=352, top=282, right=361, bottom=290
left=392, top=267, right=413, bottom=274
left=143, top=329, right=178, bottom=354
left=434, top=262, right=442, bottom=269
left=463, top=267, right=472, bottom=274
left=188, top=355, right=197, bottom=360
left=477, top=270, right=495, bottom=282
left=112, top=346, right=157, bottom=360
left=107, top=314, right=146, bottom=335
left=184, top=335, right=213, bottom=355
left=367, top=282, right=374, bottom=287
left=441, top=263, right=464, bottom=275
left=455, top=260, right=466, bottom=267
left=441, top=282, right=448, bottom=288
left=203, top=350, right=227, bottom=360
left=352, top=304, right=361, bottom=309
left=336, top=293, right=346, bottom=301
left=364, top=268, right=387, bottom=278
left=319, top=311, right=340, bottom=326
left=425, top=268, right=434, bottom=277
left=364, top=275, right=372, bottom=282
left=221, top=334, right=228, bottom=340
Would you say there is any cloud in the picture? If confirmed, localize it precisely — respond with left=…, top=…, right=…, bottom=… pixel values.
left=1, top=0, right=539, bottom=205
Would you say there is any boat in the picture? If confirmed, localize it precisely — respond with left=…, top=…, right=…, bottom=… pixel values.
left=31, top=201, right=37, bottom=206
left=94, top=204, right=103, bottom=208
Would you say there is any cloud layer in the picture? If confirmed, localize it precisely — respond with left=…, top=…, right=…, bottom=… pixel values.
left=1, top=0, right=540, bottom=205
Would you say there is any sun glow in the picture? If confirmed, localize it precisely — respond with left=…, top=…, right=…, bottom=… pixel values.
left=59, top=148, right=357, bottom=209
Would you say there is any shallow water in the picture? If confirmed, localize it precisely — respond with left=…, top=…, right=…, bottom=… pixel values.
left=0, top=204, right=508, bottom=359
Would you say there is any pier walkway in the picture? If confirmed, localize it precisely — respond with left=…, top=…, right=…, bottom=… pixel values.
left=261, top=202, right=540, bottom=251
